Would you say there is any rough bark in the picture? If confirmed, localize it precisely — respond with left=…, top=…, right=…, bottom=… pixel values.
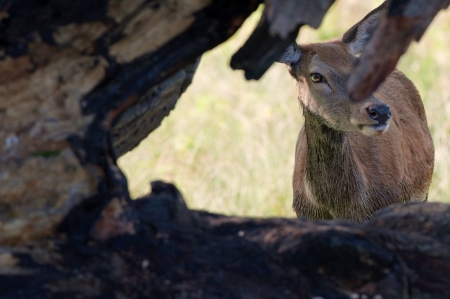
left=348, top=0, right=450, bottom=101
left=2, top=182, right=450, bottom=299
left=0, top=0, right=262, bottom=244
left=0, top=0, right=449, bottom=298
left=111, top=58, right=200, bottom=156
left=230, top=0, right=335, bottom=80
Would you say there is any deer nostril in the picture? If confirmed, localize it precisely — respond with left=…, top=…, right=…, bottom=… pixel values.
left=368, top=108, right=378, bottom=119
left=367, top=105, right=391, bottom=123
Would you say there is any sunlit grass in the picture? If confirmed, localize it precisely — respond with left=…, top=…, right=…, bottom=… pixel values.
left=119, top=1, right=450, bottom=217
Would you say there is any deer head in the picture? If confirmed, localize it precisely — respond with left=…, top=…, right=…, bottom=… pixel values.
left=278, top=4, right=391, bottom=136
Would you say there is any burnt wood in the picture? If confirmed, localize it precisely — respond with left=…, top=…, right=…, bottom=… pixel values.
left=348, top=0, right=450, bottom=100
left=0, top=0, right=449, bottom=298
left=0, top=0, right=262, bottom=244
left=111, top=58, right=200, bottom=155
left=2, top=182, right=450, bottom=298
left=231, top=0, right=335, bottom=80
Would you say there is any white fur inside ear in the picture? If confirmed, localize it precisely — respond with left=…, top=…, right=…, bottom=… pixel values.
left=277, top=44, right=301, bottom=66
left=348, top=13, right=380, bottom=55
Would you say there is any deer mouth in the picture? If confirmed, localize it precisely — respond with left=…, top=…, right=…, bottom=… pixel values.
left=359, top=123, right=389, bottom=136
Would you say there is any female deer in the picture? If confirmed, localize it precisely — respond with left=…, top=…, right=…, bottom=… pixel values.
left=278, top=4, right=434, bottom=223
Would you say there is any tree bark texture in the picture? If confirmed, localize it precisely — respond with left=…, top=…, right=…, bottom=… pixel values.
left=0, top=0, right=449, bottom=298
left=112, top=58, right=200, bottom=156
left=348, top=0, right=450, bottom=100
left=0, top=0, right=262, bottom=244
left=230, top=0, right=335, bottom=80
left=2, top=182, right=450, bottom=299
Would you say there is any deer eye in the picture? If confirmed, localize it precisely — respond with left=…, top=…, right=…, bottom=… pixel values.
left=309, top=73, right=324, bottom=83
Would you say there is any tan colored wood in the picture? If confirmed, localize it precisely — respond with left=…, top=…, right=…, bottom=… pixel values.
left=109, top=0, right=210, bottom=63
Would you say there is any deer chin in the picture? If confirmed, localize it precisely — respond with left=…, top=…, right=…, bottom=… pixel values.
left=359, top=123, right=389, bottom=136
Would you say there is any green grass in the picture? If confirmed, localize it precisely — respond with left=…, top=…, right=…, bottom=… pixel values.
left=118, top=1, right=450, bottom=217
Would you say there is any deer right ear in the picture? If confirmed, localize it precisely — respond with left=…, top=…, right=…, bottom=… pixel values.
left=342, top=3, right=387, bottom=56
left=276, top=43, right=301, bottom=66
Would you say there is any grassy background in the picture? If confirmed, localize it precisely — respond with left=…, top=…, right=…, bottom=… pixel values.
left=118, top=0, right=450, bottom=217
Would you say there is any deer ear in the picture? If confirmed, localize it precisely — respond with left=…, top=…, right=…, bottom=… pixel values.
left=277, top=43, right=301, bottom=66
left=342, top=3, right=387, bottom=55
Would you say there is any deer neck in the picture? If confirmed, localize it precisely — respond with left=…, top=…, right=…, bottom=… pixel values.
left=302, top=109, right=360, bottom=205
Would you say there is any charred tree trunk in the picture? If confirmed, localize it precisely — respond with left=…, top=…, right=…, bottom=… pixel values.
left=111, top=58, right=200, bottom=155
left=0, top=0, right=262, bottom=244
left=0, top=0, right=449, bottom=298
left=3, top=182, right=450, bottom=299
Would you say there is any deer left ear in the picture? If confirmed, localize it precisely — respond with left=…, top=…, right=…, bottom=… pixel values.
left=276, top=43, right=301, bottom=66
left=342, top=3, right=387, bottom=55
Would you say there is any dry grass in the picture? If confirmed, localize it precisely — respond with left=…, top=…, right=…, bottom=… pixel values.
left=118, top=1, right=450, bottom=217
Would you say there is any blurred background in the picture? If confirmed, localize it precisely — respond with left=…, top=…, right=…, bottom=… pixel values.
left=118, top=0, right=450, bottom=217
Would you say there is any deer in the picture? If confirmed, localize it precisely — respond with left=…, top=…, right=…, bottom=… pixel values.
left=277, top=4, right=434, bottom=223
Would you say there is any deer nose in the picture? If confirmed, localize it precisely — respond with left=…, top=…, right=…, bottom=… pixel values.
left=367, top=105, right=392, bottom=124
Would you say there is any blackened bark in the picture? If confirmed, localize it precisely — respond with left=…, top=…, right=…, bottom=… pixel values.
left=0, top=0, right=449, bottom=298
left=0, top=0, right=262, bottom=244
left=231, top=0, right=335, bottom=80
left=348, top=0, right=450, bottom=100
left=2, top=182, right=450, bottom=299
left=111, top=58, right=200, bottom=155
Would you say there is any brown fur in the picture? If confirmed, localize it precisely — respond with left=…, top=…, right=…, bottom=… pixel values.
left=283, top=17, right=434, bottom=223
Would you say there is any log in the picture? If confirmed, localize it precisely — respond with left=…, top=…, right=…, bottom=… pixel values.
left=111, top=58, right=200, bottom=155
left=348, top=0, right=450, bottom=100
left=2, top=181, right=450, bottom=298
left=0, top=0, right=262, bottom=244
left=0, top=0, right=449, bottom=298
left=230, top=0, right=335, bottom=80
